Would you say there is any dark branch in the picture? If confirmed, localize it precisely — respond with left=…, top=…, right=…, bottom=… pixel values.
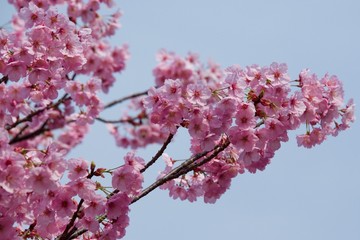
left=58, top=165, right=97, bottom=240
left=96, top=111, right=147, bottom=126
left=68, top=136, right=230, bottom=239
left=5, top=94, right=69, bottom=131
left=131, top=136, right=230, bottom=204
left=68, top=229, right=88, bottom=239
left=103, top=89, right=149, bottom=109
left=58, top=199, right=84, bottom=240
left=140, top=132, right=175, bottom=173
left=0, top=75, right=8, bottom=84
left=9, top=120, right=49, bottom=145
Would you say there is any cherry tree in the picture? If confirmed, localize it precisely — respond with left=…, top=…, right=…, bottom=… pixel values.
left=0, top=1, right=355, bottom=239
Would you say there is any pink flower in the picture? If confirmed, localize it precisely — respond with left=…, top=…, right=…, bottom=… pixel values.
left=186, top=185, right=203, bottom=202
left=28, top=60, right=51, bottom=84
left=288, top=92, right=306, bottom=116
left=164, top=79, right=182, bottom=101
left=228, top=127, right=259, bottom=152
left=188, top=117, right=209, bottom=139
left=67, top=158, right=89, bottom=180
left=321, top=74, right=344, bottom=107
left=235, top=102, right=256, bottom=129
left=341, top=98, right=355, bottom=127
left=81, top=0, right=100, bottom=23
left=67, top=178, right=96, bottom=200
left=36, top=207, right=58, bottom=237
left=79, top=216, right=100, bottom=233
left=60, top=34, right=83, bottom=58
left=266, top=62, right=289, bottom=83
left=84, top=193, right=106, bottom=218
left=309, top=128, right=326, bottom=145
left=123, top=152, right=145, bottom=172
left=19, top=2, right=44, bottom=28
left=0, top=165, right=25, bottom=193
left=224, top=65, right=247, bottom=97
left=106, top=193, right=130, bottom=220
left=186, top=83, right=211, bottom=106
left=4, top=61, right=27, bottom=82
left=28, top=167, right=57, bottom=194
left=239, top=148, right=261, bottom=167
left=169, top=184, right=188, bottom=200
left=51, top=188, right=77, bottom=217
left=203, top=178, right=223, bottom=204
left=112, top=165, right=143, bottom=195
left=296, top=133, right=313, bottom=148
left=264, top=118, right=286, bottom=140
left=6, top=83, right=30, bottom=102
left=143, top=87, right=162, bottom=109
left=0, top=216, right=17, bottom=239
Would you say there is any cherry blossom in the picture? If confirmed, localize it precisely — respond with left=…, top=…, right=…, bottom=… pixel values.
left=0, top=0, right=355, bottom=239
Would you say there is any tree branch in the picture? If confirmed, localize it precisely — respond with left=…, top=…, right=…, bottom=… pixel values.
left=67, top=136, right=230, bottom=239
left=140, top=132, right=175, bottom=173
left=95, top=115, right=145, bottom=126
left=5, top=94, right=69, bottom=131
left=9, top=120, right=49, bottom=145
left=58, top=199, right=85, bottom=240
left=131, top=136, right=230, bottom=204
left=0, top=75, right=8, bottom=84
left=58, top=166, right=97, bottom=240
left=103, top=89, right=149, bottom=109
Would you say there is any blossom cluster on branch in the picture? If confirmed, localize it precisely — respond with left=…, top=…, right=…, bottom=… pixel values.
left=0, top=0, right=355, bottom=239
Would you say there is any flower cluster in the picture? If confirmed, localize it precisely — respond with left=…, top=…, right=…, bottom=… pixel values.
left=145, top=62, right=355, bottom=203
left=0, top=131, right=146, bottom=239
left=109, top=50, right=224, bottom=148
left=0, top=0, right=133, bottom=238
left=1, top=0, right=128, bottom=151
left=0, top=0, right=355, bottom=239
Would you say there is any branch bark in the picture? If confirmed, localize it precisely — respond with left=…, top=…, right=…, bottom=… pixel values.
left=5, top=94, right=69, bottom=131
left=131, top=136, right=230, bottom=204
left=140, top=132, right=175, bottom=173
left=103, top=89, right=149, bottom=109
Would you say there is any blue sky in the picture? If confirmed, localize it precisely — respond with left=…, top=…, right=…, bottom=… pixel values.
left=1, top=1, right=360, bottom=240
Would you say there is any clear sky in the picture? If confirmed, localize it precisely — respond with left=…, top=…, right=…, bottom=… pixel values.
left=1, top=1, right=360, bottom=240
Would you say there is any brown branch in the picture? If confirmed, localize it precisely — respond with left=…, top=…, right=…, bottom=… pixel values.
left=103, top=89, right=149, bottom=109
left=140, top=132, right=175, bottom=173
left=9, top=120, right=49, bottom=145
left=95, top=116, right=143, bottom=125
left=68, top=229, right=88, bottom=239
left=96, top=111, right=147, bottom=126
left=5, top=94, right=69, bottom=131
left=11, top=124, right=29, bottom=142
left=0, top=75, right=8, bottom=84
left=58, top=199, right=85, bottom=240
left=181, top=137, right=231, bottom=174
left=68, top=137, right=230, bottom=239
left=58, top=166, right=97, bottom=240
left=131, top=136, right=230, bottom=204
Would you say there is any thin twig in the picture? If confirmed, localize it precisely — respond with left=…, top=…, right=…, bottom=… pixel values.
left=58, top=199, right=84, bottom=240
left=5, top=94, right=69, bottom=131
left=95, top=117, right=129, bottom=124
left=103, top=89, right=149, bottom=109
left=140, top=132, right=175, bottom=173
left=96, top=111, right=147, bottom=126
left=131, top=137, right=230, bottom=204
left=0, top=75, right=8, bottom=84
left=95, top=116, right=144, bottom=126
left=58, top=166, right=97, bottom=240
left=68, top=229, right=88, bottom=239
left=67, top=137, right=230, bottom=239
left=10, top=124, right=29, bottom=142
left=9, top=120, right=49, bottom=145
